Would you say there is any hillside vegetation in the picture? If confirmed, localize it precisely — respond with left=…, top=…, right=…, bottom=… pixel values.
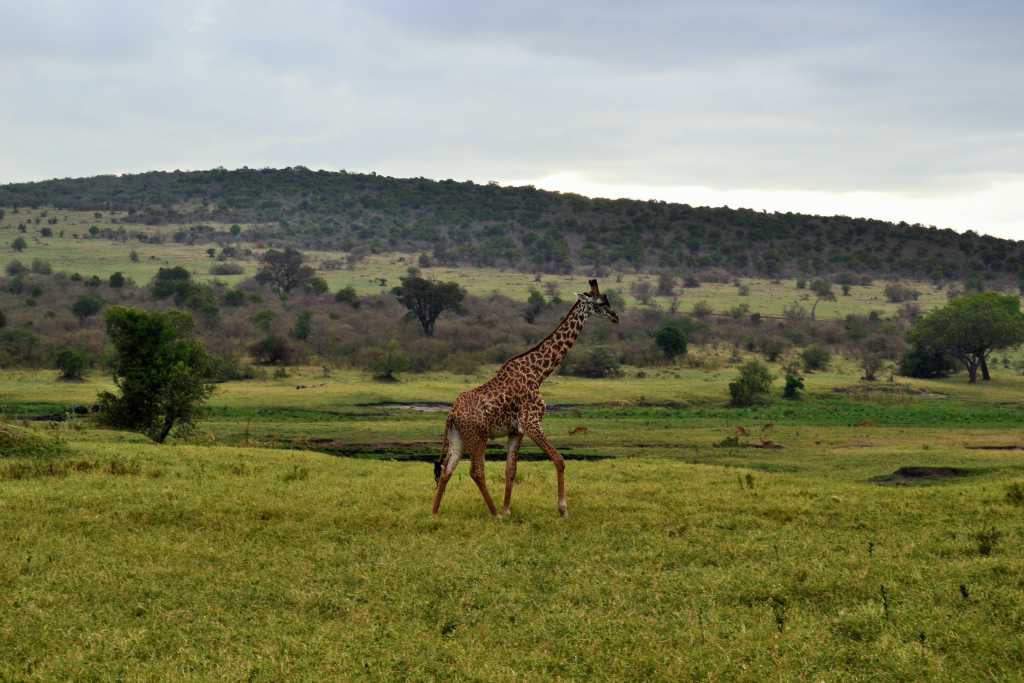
left=2, top=167, right=1022, bottom=282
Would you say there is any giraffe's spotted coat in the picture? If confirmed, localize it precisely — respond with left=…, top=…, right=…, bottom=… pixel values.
left=432, top=280, right=619, bottom=518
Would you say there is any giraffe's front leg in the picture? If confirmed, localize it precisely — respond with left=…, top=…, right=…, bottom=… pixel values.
left=500, top=433, right=523, bottom=517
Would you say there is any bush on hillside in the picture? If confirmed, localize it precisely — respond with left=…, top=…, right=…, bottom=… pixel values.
left=0, top=422, right=68, bottom=458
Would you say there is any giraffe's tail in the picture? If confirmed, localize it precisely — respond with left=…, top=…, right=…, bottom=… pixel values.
left=435, top=414, right=455, bottom=485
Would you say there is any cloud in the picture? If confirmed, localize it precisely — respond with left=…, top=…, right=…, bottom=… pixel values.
left=1, top=1, right=1022, bottom=237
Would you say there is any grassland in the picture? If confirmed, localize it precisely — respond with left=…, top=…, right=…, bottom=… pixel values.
left=1, top=207, right=952, bottom=318
left=3, top=362, right=1024, bottom=680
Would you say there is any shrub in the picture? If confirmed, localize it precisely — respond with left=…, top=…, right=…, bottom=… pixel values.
left=5, top=260, right=27, bottom=276
left=654, top=324, right=688, bottom=361
left=108, top=271, right=126, bottom=288
left=729, top=361, right=774, bottom=407
left=224, top=289, right=247, bottom=306
left=335, top=286, right=361, bottom=308
left=54, top=348, right=90, bottom=380
left=210, top=262, right=245, bottom=275
left=30, top=258, right=51, bottom=274
left=884, top=283, right=921, bottom=303
left=11, top=237, right=27, bottom=252
left=249, top=335, right=293, bottom=365
left=801, top=344, right=831, bottom=372
left=783, top=369, right=805, bottom=399
left=683, top=276, right=700, bottom=288
left=691, top=301, right=712, bottom=319
left=561, top=347, right=621, bottom=378
left=71, top=294, right=104, bottom=322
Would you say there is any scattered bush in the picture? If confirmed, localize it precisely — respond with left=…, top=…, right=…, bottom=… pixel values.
left=561, top=347, right=621, bottom=378
left=801, top=344, right=831, bottom=372
left=728, top=360, right=774, bottom=407
left=884, top=283, right=921, bottom=303
left=783, top=368, right=805, bottom=399
left=30, top=259, right=51, bottom=275
left=108, top=271, right=126, bottom=288
left=249, top=335, right=293, bottom=365
left=371, top=339, right=410, bottom=381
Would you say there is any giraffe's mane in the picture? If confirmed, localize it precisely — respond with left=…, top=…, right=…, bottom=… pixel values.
left=499, top=299, right=583, bottom=369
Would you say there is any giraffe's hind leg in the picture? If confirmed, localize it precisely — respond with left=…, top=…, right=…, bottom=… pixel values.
left=500, top=433, right=523, bottom=517
left=468, top=441, right=498, bottom=517
left=432, top=425, right=463, bottom=516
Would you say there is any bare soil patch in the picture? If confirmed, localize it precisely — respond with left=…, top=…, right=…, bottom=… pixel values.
left=870, top=466, right=971, bottom=486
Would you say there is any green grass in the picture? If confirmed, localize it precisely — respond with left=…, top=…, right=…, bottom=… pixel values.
left=2, top=363, right=1024, bottom=678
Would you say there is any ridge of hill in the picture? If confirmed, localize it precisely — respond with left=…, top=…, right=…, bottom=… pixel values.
left=1, top=167, right=1021, bottom=282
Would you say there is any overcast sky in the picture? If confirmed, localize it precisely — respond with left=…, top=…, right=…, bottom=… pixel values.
left=2, top=1, right=1022, bottom=238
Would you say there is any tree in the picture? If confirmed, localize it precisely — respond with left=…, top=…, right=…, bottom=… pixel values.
left=392, top=276, right=465, bottom=337
left=656, top=273, right=675, bottom=297
left=108, top=271, right=126, bottom=288
left=292, top=311, right=313, bottom=340
left=249, top=335, right=293, bottom=365
left=335, top=286, right=360, bottom=308
left=371, top=339, right=410, bottom=381
left=257, top=248, right=315, bottom=296
left=11, top=237, right=27, bottom=252
left=655, top=322, right=689, bottom=361
left=55, top=348, right=90, bottom=380
left=524, top=289, right=547, bottom=323
left=5, top=260, right=27, bottom=276
left=631, top=280, right=654, bottom=305
left=97, top=307, right=214, bottom=443
left=809, top=279, right=835, bottom=319
left=71, top=294, right=104, bottom=323
left=907, top=292, right=1024, bottom=383
left=729, top=361, right=774, bottom=407
left=899, top=343, right=958, bottom=379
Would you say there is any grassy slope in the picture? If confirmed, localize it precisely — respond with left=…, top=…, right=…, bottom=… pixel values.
left=1, top=207, right=953, bottom=316
left=2, top=367, right=1024, bottom=679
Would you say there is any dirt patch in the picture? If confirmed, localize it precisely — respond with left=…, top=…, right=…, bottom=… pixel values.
left=870, top=466, right=971, bottom=486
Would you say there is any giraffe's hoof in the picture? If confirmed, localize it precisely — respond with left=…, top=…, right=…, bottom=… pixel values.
left=498, top=509, right=511, bottom=519
left=558, top=507, right=568, bottom=519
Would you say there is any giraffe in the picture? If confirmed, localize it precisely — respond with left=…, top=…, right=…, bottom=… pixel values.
left=432, top=279, right=619, bottom=518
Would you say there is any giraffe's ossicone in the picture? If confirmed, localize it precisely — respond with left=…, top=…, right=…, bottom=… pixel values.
left=431, top=279, right=619, bottom=518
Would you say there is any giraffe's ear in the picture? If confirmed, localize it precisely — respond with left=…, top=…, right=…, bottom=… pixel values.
left=589, top=279, right=601, bottom=296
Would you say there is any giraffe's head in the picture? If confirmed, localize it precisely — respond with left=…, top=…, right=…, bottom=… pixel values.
left=578, top=279, right=619, bottom=324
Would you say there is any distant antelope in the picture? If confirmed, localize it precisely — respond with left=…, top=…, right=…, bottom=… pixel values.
left=735, top=426, right=750, bottom=437
left=568, top=426, right=588, bottom=436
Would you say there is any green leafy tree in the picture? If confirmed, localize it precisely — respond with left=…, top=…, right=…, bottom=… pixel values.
left=97, top=307, right=214, bottom=443
left=71, top=294, right=104, bottom=323
left=654, top=322, right=689, bottom=361
left=334, top=286, right=360, bottom=308
left=729, top=361, right=774, bottom=407
left=11, top=237, right=27, bottom=252
left=809, top=279, right=835, bottom=319
left=55, top=348, right=90, bottom=380
left=257, top=248, right=315, bottom=297
left=371, top=339, right=410, bottom=381
left=907, top=292, right=1024, bottom=383
left=392, top=276, right=465, bottom=336
left=292, top=311, right=313, bottom=340
left=801, top=344, right=831, bottom=372
left=524, top=289, right=547, bottom=323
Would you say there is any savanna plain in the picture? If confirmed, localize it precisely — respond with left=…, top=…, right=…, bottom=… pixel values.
left=3, top=361, right=1024, bottom=681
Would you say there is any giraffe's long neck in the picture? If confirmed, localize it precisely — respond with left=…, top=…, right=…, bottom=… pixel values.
left=514, top=300, right=590, bottom=383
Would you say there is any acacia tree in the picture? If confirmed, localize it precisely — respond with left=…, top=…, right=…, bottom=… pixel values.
left=257, top=248, right=315, bottom=297
left=809, top=279, right=836, bottom=320
left=908, top=292, right=1024, bottom=383
left=392, top=275, right=465, bottom=336
left=97, top=307, right=214, bottom=443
